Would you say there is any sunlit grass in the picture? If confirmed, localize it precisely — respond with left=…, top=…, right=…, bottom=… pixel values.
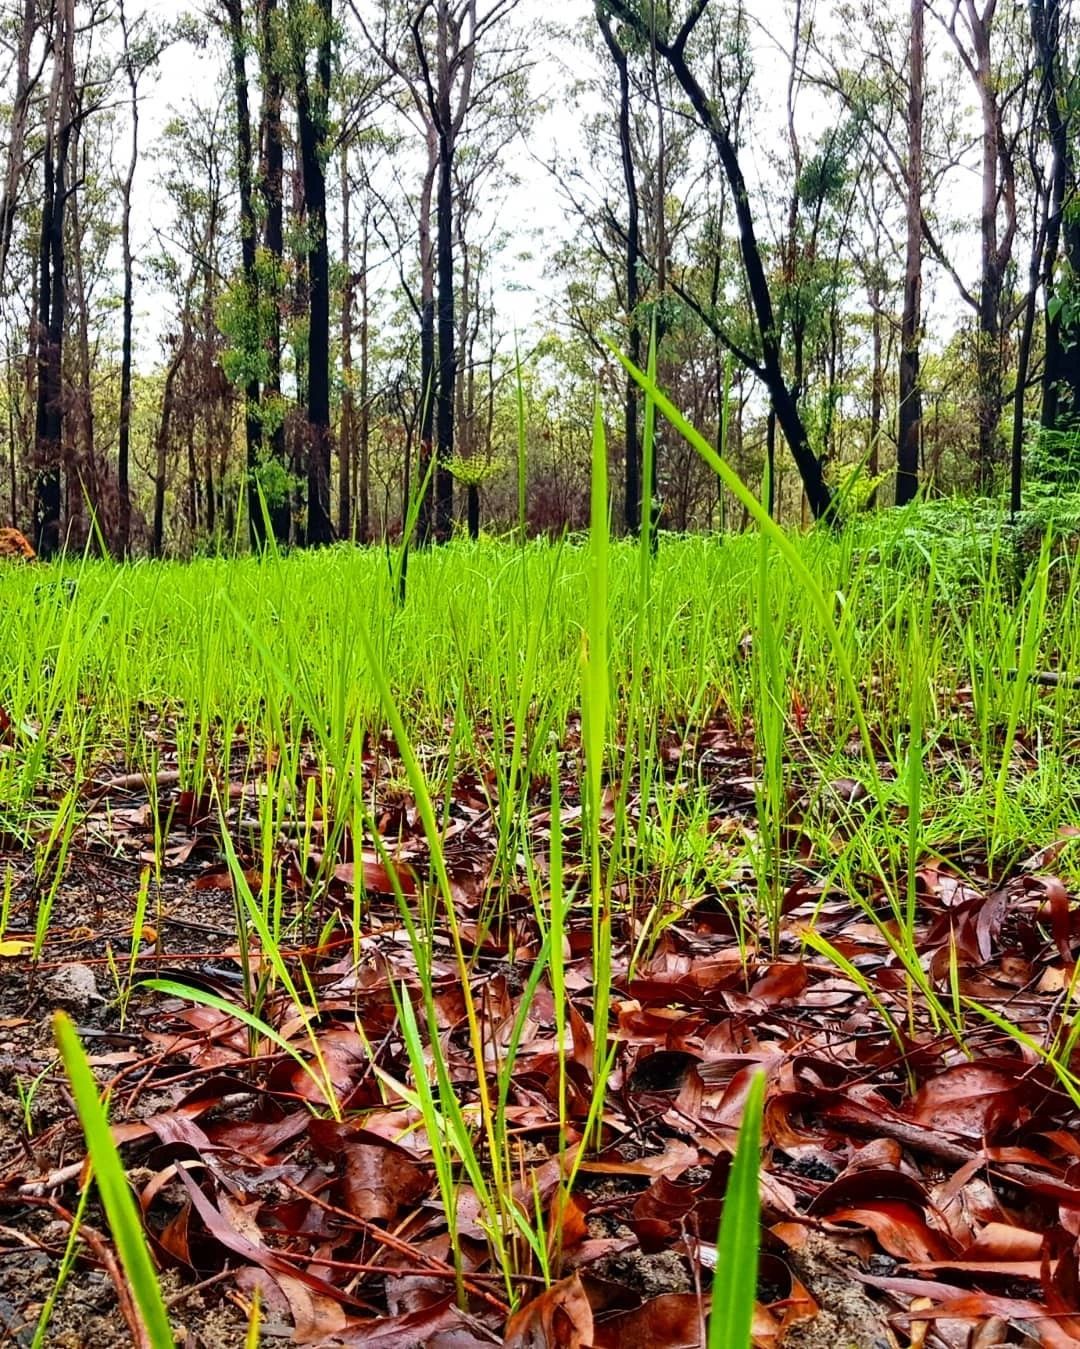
left=6, top=415, right=1080, bottom=1329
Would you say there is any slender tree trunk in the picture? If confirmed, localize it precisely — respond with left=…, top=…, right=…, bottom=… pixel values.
left=68, top=121, right=96, bottom=544
left=434, top=21, right=456, bottom=543
left=0, top=0, right=36, bottom=290
left=7, top=349, right=17, bottom=525
left=597, top=10, right=640, bottom=533
left=976, top=23, right=1000, bottom=490
left=258, top=0, right=289, bottom=541
left=766, top=409, right=777, bottom=520
left=417, top=136, right=437, bottom=545
left=1030, top=0, right=1080, bottom=431
left=34, top=0, right=74, bottom=559
left=604, top=0, right=833, bottom=520
left=869, top=278, right=883, bottom=488
left=224, top=0, right=263, bottom=547
left=1012, top=235, right=1043, bottom=517
left=358, top=212, right=370, bottom=542
left=339, top=143, right=354, bottom=540
left=293, top=0, right=333, bottom=545
left=154, top=328, right=189, bottom=556
left=187, top=419, right=199, bottom=533
left=897, top=0, right=924, bottom=506
left=116, top=1, right=139, bottom=557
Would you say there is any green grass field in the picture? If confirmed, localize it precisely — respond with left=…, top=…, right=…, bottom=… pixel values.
left=4, top=505, right=1080, bottom=1343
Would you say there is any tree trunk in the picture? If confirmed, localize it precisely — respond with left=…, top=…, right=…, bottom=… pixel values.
left=1012, top=196, right=1045, bottom=516
left=339, top=143, right=354, bottom=540
left=259, top=0, right=289, bottom=542
left=897, top=0, right=923, bottom=505
left=596, top=9, right=640, bottom=534
left=0, top=0, right=37, bottom=290
left=293, top=0, right=333, bottom=546
left=68, top=119, right=97, bottom=545
left=358, top=212, right=371, bottom=542
left=604, top=0, right=833, bottom=521
left=154, top=328, right=189, bottom=557
left=224, top=0, right=263, bottom=547
left=34, top=0, right=75, bottom=559
left=869, top=278, right=883, bottom=488
left=417, top=134, right=437, bottom=545
left=117, top=0, right=139, bottom=557
left=1030, top=0, right=1080, bottom=431
left=976, top=70, right=1004, bottom=492
left=434, top=9, right=456, bottom=543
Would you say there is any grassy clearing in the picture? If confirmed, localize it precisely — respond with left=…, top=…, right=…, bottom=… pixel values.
left=4, top=496, right=1080, bottom=1340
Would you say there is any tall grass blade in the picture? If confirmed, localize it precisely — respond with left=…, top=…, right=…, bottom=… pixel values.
left=53, top=1013, right=174, bottom=1348
left=708, top=1069, right=765, bottom=1349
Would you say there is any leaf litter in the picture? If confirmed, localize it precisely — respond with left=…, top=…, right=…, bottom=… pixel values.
left=2, top=712, right=1080, bottom=1347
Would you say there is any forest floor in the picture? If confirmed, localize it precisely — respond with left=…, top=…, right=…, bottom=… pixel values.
left=1, top=529, right=1080, bottom=1348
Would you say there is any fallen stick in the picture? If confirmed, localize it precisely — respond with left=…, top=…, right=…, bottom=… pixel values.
left=1005, top=667, right=1080, bottom=689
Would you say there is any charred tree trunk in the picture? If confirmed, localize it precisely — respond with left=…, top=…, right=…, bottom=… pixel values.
left=339, top=144, right=354, bottom=540
left=358, top=212, right=371, bottom=542
left=293, top=0, right=333, bottom=546
left=869, top=278, right=883, bottom=486
left=224, top=0, right=264, bottom=547
left=604, top=0, right=833, bottom=521
left=1030, top=0, right=1080, bottom=431
left=417, top=137, right=437, bottom=545
left=68, top=120, right=97, bottom=544
left=434, top=67, right=456, bottom=541
left=34, top=0, right=75, bottom=559
left=258, top=0, right=289, bottom=542
left=897, top=0, right=923, bottom=505
left=116, top=0, right=139, bottom=557
left=597, top=9, right=640, bottom=534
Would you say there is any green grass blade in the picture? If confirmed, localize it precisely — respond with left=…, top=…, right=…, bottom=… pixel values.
left=708, top=1069, right=765, bottom=1349
left=53, top=1013, right=175, bottom=1349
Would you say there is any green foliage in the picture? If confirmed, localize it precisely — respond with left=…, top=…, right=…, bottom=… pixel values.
left=252, top=450, right=296, bottom=511
left=1048, top=261, right=1080, bottom=340
left=447, top=454, right=507, bottom=488
left=1026, top=422, right=1080, bottom=495
left=218, top=275, right=268, bottom=391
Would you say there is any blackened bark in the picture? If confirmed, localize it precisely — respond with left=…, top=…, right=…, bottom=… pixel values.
left=1030, top=0, right=1080, bottom=430
left=293, top=0, right=333, bottom=545
left=869, top=280, right=883, bottom=482
left=34, top=133, right=58, bottom=557
left=34, top=2, right=74, bottom=559
left=897, top=0, right=923, bottom=505
left=417, top=139, right=437, bottom=545
left=358, top=214, right=371, bottom=542
left=603, top=0, right=833, bottom=522
left=597, top=8, right=640, bottom=534
left=224, top=0, right=264, bottom=547
left=259, top=0, right=290, bottom=541
left=339, top=145, right=354, bottom=539
left=434, top=69, right=455, bottom=540
left=1012, top=199, right=1045, bottom=516
left=117, top=0, right=138, bottom=557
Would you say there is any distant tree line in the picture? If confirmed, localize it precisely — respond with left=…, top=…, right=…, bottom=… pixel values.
left=0, top=0, right=1075, bottom=556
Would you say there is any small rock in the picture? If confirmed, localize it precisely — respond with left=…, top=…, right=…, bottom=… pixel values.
left=43, top=963, right=103, bottom=1015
